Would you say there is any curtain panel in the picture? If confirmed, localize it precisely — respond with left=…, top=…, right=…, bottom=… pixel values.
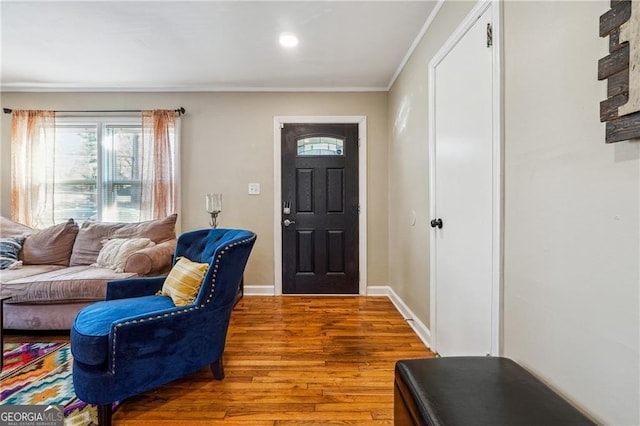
left=10, top=110, right=56, bottom=227
left=141, top=110, right=177, bottom=221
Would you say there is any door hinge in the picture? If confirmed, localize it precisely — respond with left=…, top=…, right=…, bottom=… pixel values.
left=357, top=137, right=360, bottom=148
left=486, top=23, right=493, bottom=48
left=280, top=122, right=285, bottom=129
left=357, top=204, right=360, bottom=215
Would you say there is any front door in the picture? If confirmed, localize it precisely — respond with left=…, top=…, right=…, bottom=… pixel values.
left=281, top=123, right=359, bottom=294
left=431, top=3, right=496, bottom=356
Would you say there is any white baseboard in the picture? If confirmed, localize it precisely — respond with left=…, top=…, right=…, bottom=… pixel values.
left=244, top=285, right=275, bottom=296
left=368, top=285, right=432, bottom=350
left=366, top=286, right=391, bottom=296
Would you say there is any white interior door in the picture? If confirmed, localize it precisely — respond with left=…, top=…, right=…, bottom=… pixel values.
left=431, top=3, right=497, bottom=356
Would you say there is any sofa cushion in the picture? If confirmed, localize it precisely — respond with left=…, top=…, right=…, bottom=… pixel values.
left=111, top=213, right=177, bottom=242
left=71, top=295, right=176, bottom=365
left=124, top=239, right=176, bottom=276
left=3, top=302, right=94, bottom=331
left=0, top=264, right=66, bottom=285
left=70, top=214, right=177, bottom=266
left=159, top=257, right=209, bottom=306
left=0, top=237, right=25, bottom=270
left=0, top=265, right=136, bottom=303
left=0, top=216, right=33, bottom=238
left=94, top=238, right=155, bottom=272
left=22, top=219, right=79, bottom=266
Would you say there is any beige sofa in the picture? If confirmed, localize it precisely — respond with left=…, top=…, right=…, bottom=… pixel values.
left=0, top=214, right=177, bottom=330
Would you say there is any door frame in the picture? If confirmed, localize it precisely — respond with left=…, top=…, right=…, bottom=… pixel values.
left=273, top=116, right=367, bottom=296
left=427, top=0, right=503, bottom=355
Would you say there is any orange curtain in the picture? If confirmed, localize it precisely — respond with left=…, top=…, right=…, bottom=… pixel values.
left=10, top=110, right=56, bottom=227
left=141, top=110, right=177, bottom=221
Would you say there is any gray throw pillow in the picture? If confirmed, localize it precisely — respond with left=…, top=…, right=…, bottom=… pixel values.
left=0, top=236, right=25, bottom=270
left=21, top=219, right=79, bottom=266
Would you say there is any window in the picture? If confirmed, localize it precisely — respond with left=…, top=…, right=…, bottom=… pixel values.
left=297, top=136, right=344, bottom=156
left=48, top=118, right=175, bottom=225
left=11, top=110, right=178, bottom=228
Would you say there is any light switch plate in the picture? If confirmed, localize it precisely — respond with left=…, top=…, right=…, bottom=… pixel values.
left=248, top=183, right=260, bottom=195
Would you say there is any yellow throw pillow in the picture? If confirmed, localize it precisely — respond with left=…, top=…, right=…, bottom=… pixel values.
left=159, top=257, right=209, bottom=306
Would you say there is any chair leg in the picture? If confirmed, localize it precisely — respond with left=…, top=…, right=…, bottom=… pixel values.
left=97, top=403, right=112, bottom=426
left=210, top=356, right=224, bottom=380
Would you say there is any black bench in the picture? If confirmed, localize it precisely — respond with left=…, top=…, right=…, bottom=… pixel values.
left=394, top=357, right=596, bottom=426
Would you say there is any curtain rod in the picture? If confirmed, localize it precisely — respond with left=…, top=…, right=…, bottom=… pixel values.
left=2, top=107, right=186, bottom=116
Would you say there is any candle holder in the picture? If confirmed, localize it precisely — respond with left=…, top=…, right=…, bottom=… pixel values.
left=205, top=193, right=222, bottom=228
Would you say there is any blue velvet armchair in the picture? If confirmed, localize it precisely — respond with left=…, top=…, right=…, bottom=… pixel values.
left=70, top=228, right=256, bottom=425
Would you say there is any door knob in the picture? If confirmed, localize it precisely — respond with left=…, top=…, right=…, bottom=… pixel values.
left=283, top=219, right=296, bottom=227
left=430, top=218, right=443, bottom=229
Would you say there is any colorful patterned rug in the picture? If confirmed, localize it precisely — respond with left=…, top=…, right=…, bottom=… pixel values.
left=1, top=342, right=117, bottom=426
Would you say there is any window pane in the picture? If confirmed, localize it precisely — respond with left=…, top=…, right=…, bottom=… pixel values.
left=42, top=118, right=174, bottom=225
left=297, top=136, right=344, bottom=156
left=53, top=126, right=98, bottom=224
left=103, top=126, right=143, bottom=222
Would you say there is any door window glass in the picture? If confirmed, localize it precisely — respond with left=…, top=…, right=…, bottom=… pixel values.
left=297, top=136, right=344, bottom=156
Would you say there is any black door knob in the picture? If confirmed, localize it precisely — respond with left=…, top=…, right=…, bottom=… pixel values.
left=430, top=218, right=443, bottom=229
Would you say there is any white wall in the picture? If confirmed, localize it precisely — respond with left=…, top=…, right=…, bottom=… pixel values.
left=389, top=0, right=639, bottom=424
left=503, top=2, right=639, bottom=424
left=0, top=91, right=390, bottom=290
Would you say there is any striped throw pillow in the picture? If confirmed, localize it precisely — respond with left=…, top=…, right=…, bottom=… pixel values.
left=0, top=237, right=25, bottom=270
left=159, top=257, right=209, bottom=306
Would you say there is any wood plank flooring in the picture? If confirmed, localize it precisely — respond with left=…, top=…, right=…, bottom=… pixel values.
left=6, top=296, right=434, bottom=425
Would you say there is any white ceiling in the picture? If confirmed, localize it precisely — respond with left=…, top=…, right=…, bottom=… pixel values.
left=1, top=1, right=438, bottom=92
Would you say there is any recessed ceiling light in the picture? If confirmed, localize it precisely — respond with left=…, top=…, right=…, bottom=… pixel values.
left=279, top=33, right=299, bottom=48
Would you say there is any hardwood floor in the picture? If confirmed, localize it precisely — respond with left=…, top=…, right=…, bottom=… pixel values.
left=6, top=296, right=434, bottom=425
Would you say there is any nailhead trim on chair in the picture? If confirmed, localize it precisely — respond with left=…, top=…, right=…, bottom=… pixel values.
left=109, top=235, right=256, bottom=374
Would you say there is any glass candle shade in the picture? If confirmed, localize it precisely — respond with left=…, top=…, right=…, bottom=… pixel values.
left=206, top=193, right=222, bottom=214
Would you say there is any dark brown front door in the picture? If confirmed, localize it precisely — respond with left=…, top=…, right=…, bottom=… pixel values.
left=282, top=123, right=359, bottom=294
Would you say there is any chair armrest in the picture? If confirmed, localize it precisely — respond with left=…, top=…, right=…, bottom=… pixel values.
left=106, top=303, right=233, bottom=376
left=106, top=276, right=166, bottom=300
left=123, top=239, right=176, bottom=276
